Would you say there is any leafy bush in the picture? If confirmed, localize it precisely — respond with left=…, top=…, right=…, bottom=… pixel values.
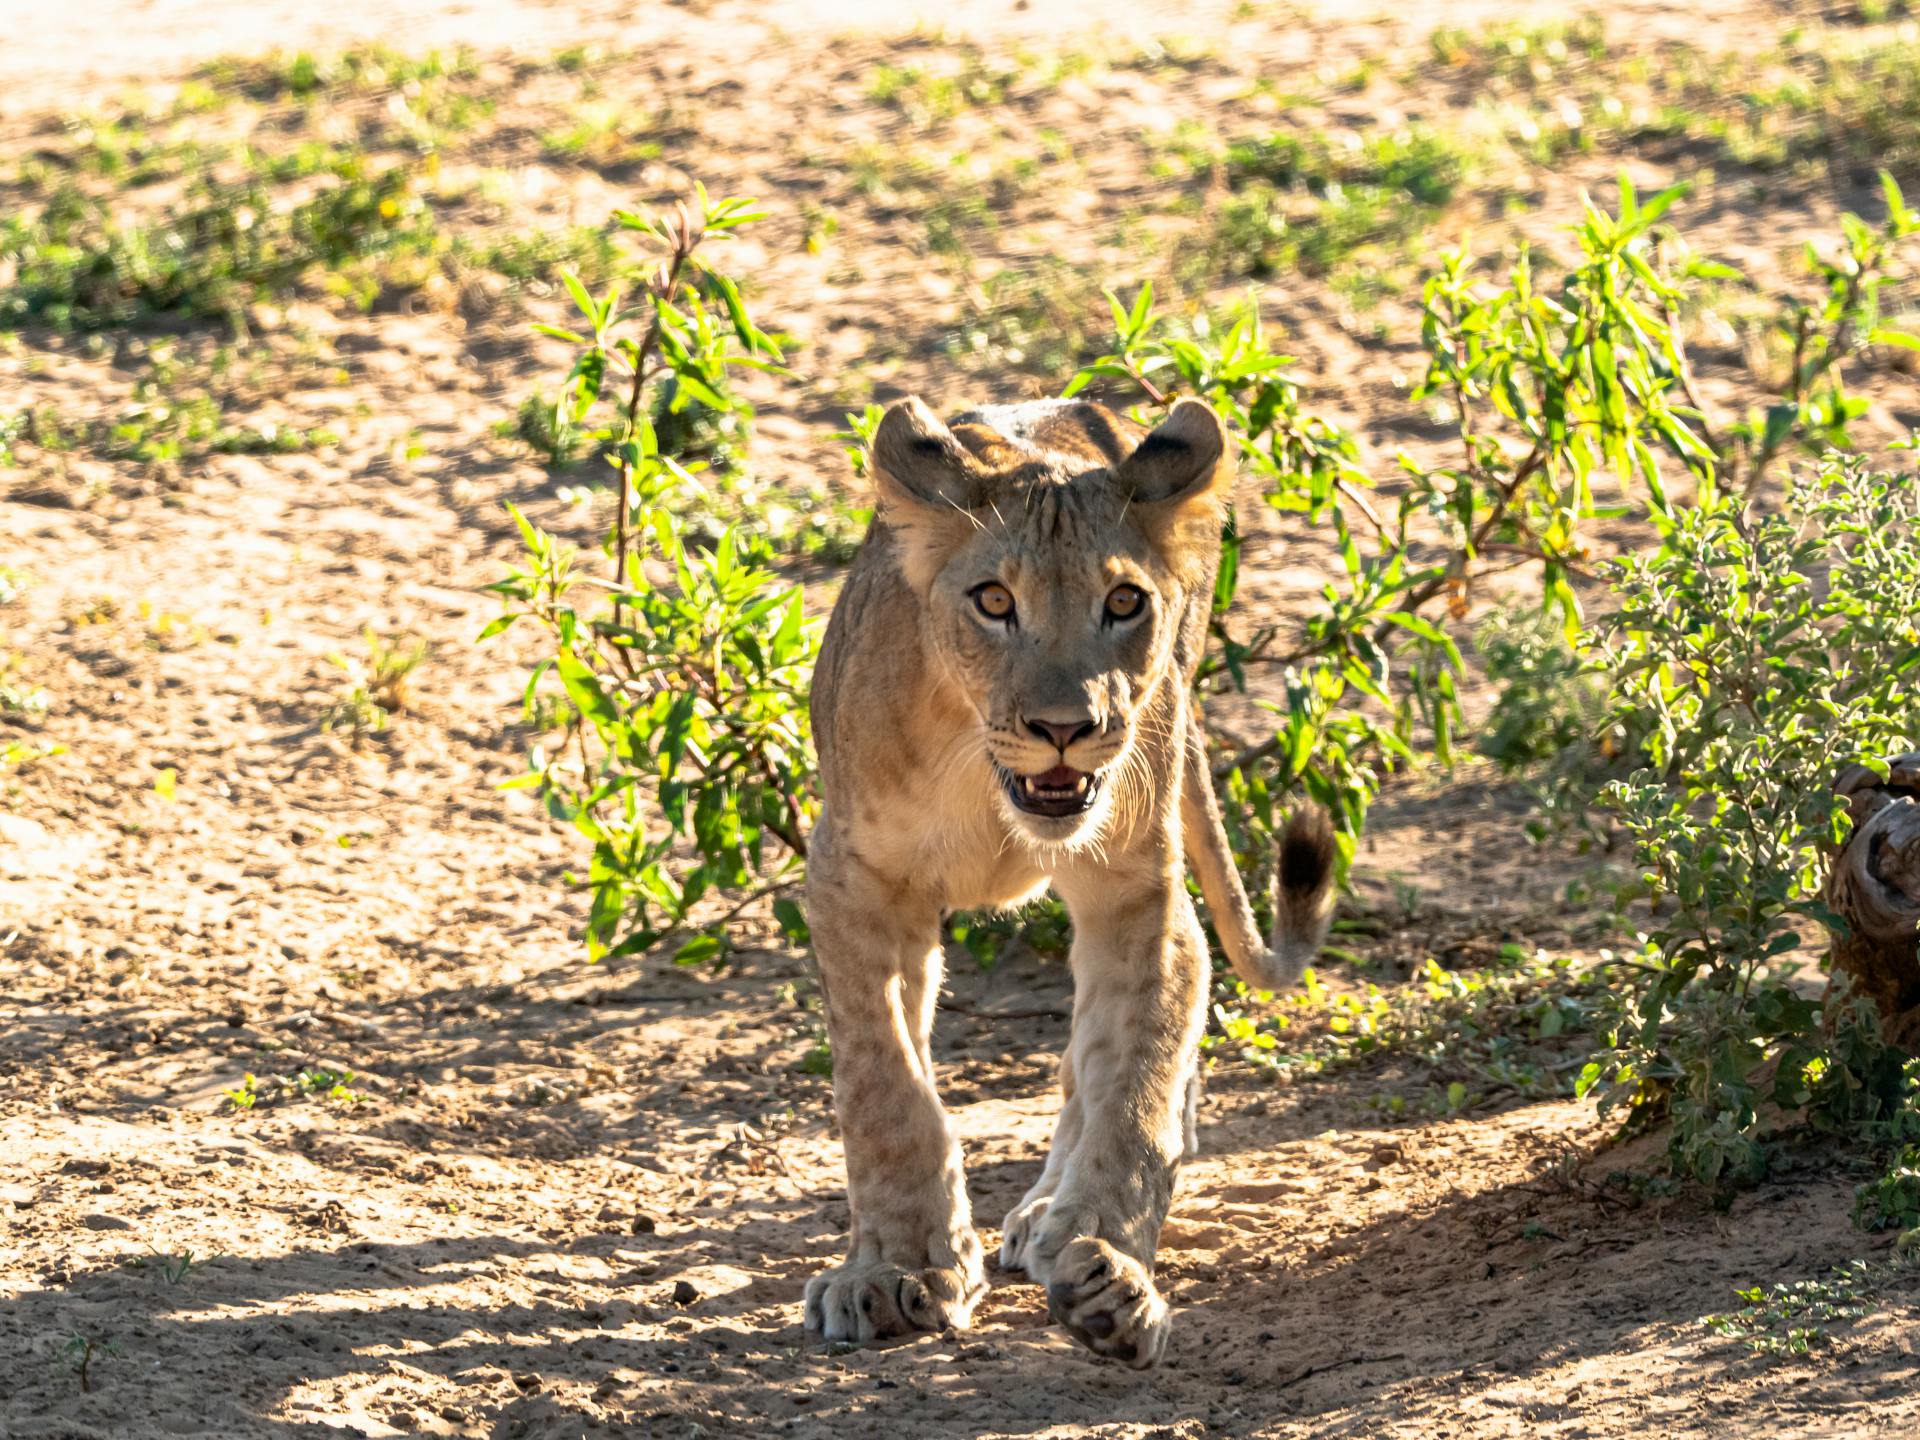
left=1856, top=1147, right=1920, bottom=1234
left=1580, top=460, right=1920, bottom=1183
left=1852, top=1055, right=1920, bottom=1234
left=1071, top=179, right=1736, bottom=876
left=484, top=190, right=810, bottom=962
left=509, top=390, right=591, bottom=468
left=1473, top=607, right=1612, bottom=772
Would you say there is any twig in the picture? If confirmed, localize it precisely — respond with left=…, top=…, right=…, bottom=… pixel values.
left=611, top=203, right=701, bottom=602
left=709, top=873, right=804, bottom=931
left=936, top=999, right=1070, bottom=1021
left=1660, top=292, right=1727, bottom=465
left=1335, top=477, right=1392, bottom=545
left=1478, top=541, right=1600, bottom=581
left=1274, top=1352, right=1407, bottom=1391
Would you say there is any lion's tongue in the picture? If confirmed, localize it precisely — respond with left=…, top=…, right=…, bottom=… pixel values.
left=1035, top=766, right=1081, bottom=788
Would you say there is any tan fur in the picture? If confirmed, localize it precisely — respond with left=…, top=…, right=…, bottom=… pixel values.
left=804, top=396, right=1335, bottom=1367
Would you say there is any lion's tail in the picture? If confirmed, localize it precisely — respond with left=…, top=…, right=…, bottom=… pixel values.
left=1181, top=728, right=1336, bottom=993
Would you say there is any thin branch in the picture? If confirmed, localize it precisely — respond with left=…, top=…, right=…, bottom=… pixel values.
left=1274, top=1353, right=1407, bottom=1391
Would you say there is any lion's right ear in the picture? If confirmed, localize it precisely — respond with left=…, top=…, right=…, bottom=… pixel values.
left=869, top=397, right=994, bottom=592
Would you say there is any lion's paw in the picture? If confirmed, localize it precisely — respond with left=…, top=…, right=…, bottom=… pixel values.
left=804, top=1258, right=984, bottom=1344
left=998, top=1191, right=1055, bottom=1276
left=1044, top=1236, right=1170, bottom=1369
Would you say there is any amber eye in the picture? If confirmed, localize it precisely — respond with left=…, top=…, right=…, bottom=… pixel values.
left=1104, top=584, right=1147, bottom=623
left=972, top=582, right=1017, bottom=623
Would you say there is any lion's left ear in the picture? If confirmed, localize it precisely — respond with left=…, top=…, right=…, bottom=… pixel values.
left=1117, top=398, right=1230, bottom=504
left=1119, top=399, right=1233, bottom=560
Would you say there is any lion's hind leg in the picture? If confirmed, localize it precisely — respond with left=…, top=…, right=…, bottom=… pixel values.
left=1000, top=1040, right=1084, bottom=1277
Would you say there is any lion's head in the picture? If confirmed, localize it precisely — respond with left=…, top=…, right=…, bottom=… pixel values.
left=869, top=395, right=1232, bottom=848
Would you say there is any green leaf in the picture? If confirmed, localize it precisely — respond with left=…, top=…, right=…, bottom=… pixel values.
left=560, top=270, right=600, bottom=328
left=554, top=648, right=621, bottom=734
left=672, top=934, right=724, bottom=966
left=772, top=897, right=810, bottom=945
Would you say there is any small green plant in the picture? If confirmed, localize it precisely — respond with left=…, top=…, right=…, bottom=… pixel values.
left=59, top=1331, right=122, bottom=1393
left=1855, top=1145, right=1920, bottom=1233
left=509, top=390, right=591, bottom=467
left=799, top=1031, right=833, bottom=1077
left=137, top=1246, right=219, bottom=1284
left=320, top=628, right=428, bottom=739
left=1429, top=15, right=1608, bottom=84
left=1205, top=945, right=1608, bottom=1101
left=0, top=674, right=49, bottom=720
left=484, top=187, right=811, bottom=964
left=540, top=103, right=666, bottom=170
left=947, top=899, right=1074, bottom=970
left=468, top=226, right=626, bottom=289
left=292, top=1067, right=362, bottom=1104
left=946, top=258, right=1110, bottom=377
left=1211, top=123, right=1470, bottom=276
left=1853, top=1064, right=1920, bottom=1232
left=1, top=740, right=64, bottom=771
left=2, top=157, right=440, bottom=330
left=1739, top=178, right=1920, bottom=484
left=1702, top=1261, right=1877, bottom=1356
left=222, top=1073, right=258, bottom=1110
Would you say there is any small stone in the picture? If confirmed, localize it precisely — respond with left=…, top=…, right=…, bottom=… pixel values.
left=671, top=1279, right=698, bottom=1306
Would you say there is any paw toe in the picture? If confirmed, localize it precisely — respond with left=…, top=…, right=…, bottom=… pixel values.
left=805, top=1260, right=982, bottom=1344
left=999, top=1194, right=1054, bottom=1273
left=1044, top=1237, right=1170, bottom=1369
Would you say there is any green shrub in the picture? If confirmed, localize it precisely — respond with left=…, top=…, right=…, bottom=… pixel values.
left=1473, top=607, right=1612, bottom=772
left=1074, top=179, right=1731, bottom=874
left=1582, top=459, right=1920, bottom=1183
left=509, top=391, right=591, bottom=468
left=484, top=190, right=808, bottom=962
left=1856, top=1146, right=1920, bottom=1233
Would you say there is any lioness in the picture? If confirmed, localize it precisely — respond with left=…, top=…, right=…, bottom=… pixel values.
left=805, top=395, right=1335, bottom=1367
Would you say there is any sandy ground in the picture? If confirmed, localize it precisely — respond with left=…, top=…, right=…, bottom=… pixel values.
left=4, top=2, right=1920, bottom=1437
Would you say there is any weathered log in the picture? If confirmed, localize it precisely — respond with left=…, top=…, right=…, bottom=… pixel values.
left=1825, top=753, right=1920, bottom=1048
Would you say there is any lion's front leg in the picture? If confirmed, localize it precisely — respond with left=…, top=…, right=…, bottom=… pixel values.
left=1018, top=877, right=1207, bottom=1368
left=804, top=845, right=985, bottom=1344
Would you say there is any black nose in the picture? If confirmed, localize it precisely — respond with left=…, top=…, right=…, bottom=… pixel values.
left=1025, top=716, right=1097, bottom=752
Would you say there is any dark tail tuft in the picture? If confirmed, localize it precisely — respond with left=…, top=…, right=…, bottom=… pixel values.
left=1278, top=805, right=1336, bottom=899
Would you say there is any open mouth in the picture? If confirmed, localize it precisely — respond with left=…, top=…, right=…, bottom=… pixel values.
left=1000, top=763, right=1102, bottom=819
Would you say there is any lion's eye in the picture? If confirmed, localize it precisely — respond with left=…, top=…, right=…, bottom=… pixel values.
left=1104, top=584, right=1147, bottom=623
left=972, top=582, right=1017, bottom=623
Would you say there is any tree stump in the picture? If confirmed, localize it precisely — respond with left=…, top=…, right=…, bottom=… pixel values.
left=1826, top=753, right=1920, bottom=1049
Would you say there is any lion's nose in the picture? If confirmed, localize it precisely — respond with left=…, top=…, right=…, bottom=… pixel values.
left=1025, top=715, right=1097, bottom=752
